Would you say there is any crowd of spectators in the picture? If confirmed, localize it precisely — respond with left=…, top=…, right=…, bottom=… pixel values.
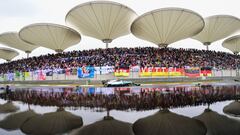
left=0, top=47, right=239, bottom=74
left=1, top=85, right=239, bottom=111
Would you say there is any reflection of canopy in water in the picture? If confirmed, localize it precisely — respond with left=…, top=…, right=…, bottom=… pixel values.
left=70, top=116, right=134, bottom=135
left=0, top=109, right=39, bottom=131
left=66, top=1, right=137, bottom=48
left=194, top=109, right=240, bottom=135
left=131, top=8, right=204, bottom=48
left=0, top=32, right=38, bottom=55
left=133, top=109, right=206, bottom=135
left=222, top=35, right=240, bottom=54
left=223, top=101, right=240, bottom=116
left=20, top=108, right=83, bottom=135
left=192, top=15, right=240, bottom=49
left=0, top=47, right=19, bottom=61
left=0, top=101, right=19, bottom=113
left=19, top=23, right=81, bottom=53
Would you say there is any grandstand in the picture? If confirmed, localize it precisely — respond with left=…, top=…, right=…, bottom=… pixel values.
left=0, top=1, right=240, bottom=82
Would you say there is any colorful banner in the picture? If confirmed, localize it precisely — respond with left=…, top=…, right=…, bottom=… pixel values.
left=71, top=68, right=78, bottom=75
left=45, top=69, right=53, bottom=76
left=34, top=70, right=46, bottom=80
left=65, top=68, right=71, bottom=76
left=168, top=67, right=183, bottom=76
left=94, top=66, right=114, bottom=74
left=114, top=68, right=130, bottom=77
left=77, top=66, right=95, bottom=78
left=0, top=74, right=4, bottom=81
left=130, top=66, right=140, bottom=72
left=200, top=67, right=212, bottom=77
left=51, top=68, right=65, bottom=75
left=24, top=72, right=31, bottom=80
left=184, top=67, right=200, bottom=77
left=15, top=71, right=24, bottom=80
left=140, top=67, right=183, bottom=77
left=7, top=73, right=14, bottom=81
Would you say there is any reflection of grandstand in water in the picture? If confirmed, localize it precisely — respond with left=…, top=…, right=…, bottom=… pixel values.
left=1, top=85, right=239, bottom=111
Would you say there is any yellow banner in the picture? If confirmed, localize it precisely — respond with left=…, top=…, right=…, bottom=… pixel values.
left=114, top=72, right=129, bottom=77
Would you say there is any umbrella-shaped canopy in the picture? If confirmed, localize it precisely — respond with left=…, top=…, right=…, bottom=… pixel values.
left=194, top=109, right=240, bottom=135
left=0, top=101, right=19, bottom=113
left=19, top=23, right=81, bottom=52
left=0, top=109, right=39, bottom=131
left=0, top=47, right=19, bottom=61
left=20, top=108, right=83, bottom=135
left=192, top=15, right=240, bottom=49
left=223, top=101, right=240, bottom=116
left=0, top=32, right=38, bottom=54
left=131, top=7, right=204, bottom=48
left=133, top=109, right=206, bottom=135
left=222, top=35, right=240, bottom=54
left=66, top=1, right=138, bottom=48
left=70, top=116, right=134, bottom=135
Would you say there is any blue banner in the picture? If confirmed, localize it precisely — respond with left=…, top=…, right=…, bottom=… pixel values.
left=77, top=66, right=95, bottom=78
left=7, top=73, right=14, bottom=81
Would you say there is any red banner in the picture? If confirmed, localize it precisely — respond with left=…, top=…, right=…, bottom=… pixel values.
left=200, top=70, right=212, bottom=76
left=184, top=67, right=200, bottom=77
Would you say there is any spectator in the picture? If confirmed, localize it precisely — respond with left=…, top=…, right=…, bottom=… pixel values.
left=0, top=47, right=239, bottom=74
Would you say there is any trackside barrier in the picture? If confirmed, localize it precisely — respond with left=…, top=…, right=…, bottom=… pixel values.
left=0, top=67, right=239, bottom=82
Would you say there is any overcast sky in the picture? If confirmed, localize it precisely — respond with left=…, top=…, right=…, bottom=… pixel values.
left=0, top=0, right=239, bottom=63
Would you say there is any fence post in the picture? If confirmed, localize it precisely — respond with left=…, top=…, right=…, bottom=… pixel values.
left=32, top=71, right=34, bottom=81
left=52, top=69, right=54, bottom=80
left=64, top=69, right=66, bottom=80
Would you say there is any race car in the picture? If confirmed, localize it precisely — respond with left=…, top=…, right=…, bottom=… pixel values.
left=102, top=80, right=140, bottom=87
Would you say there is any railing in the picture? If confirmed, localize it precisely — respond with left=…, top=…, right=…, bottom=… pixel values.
left=0, top=67, right=239, bottom=82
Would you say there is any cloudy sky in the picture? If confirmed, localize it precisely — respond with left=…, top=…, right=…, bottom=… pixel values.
left=0, top=0, right=239, bottom=63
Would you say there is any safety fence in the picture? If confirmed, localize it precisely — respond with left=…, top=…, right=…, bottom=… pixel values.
left=0, top=66, right=239, bottom=81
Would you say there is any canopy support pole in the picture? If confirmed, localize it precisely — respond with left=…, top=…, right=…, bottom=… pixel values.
left=102, top=39, right=112, bottom=49
left=25, top=51, right=31, bottom=58
left=204, top=42, right=211, bottom=51
left=107, top=109, right=110, bottom=117
left=106, top=42, right=109, bottom=48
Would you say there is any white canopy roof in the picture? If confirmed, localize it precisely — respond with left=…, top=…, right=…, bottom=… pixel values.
left=192, top=15, right=240, bottom=45
left=0, top=47, right=19, bottom=61
left=131, top=7, right=204, bottom=47
left=19, top=23, right=81, bottom=52
left=66, top=1, right=137, bottom=43
left=222, top=35, right=240, bottom=54
left=0, top=32, right=38, bottom=53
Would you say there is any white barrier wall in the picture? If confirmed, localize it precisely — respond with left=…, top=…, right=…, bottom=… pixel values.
left=1, top=69, right=240, bottom=81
